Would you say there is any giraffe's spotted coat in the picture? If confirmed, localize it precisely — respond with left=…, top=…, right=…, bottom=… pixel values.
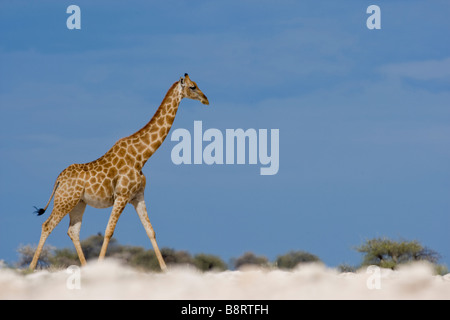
left=29, top=74, right=209, bottom=271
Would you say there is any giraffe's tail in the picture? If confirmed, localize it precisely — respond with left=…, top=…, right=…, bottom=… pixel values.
left=33, top=180, right=60, bottom=216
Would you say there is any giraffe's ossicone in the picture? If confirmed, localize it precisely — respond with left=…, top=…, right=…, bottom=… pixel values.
left=29, top=74, right=209, bottom=271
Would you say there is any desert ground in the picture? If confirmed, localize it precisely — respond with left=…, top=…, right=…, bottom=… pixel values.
left=0, top=260, right=449, bottom=300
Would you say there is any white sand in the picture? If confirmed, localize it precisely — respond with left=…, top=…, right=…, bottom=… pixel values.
left=0, top=260, right=449, bottom=300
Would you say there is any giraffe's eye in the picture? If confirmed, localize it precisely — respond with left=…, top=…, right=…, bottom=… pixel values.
left=190, top=86, right=196, bottom=90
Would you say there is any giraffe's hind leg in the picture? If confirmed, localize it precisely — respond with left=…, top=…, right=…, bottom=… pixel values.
left=29, top=187, right=83, bottom=270
left=29, top=202, right=77, bottom=270
left=67, top=201, right=87, bottom=266
left=29, top=164, right=87, bottom=270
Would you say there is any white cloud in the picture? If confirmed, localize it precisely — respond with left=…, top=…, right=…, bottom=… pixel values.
left=379, top=57, right=450, bottom=80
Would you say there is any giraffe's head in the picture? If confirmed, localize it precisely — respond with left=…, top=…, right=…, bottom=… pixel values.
left=180, top=73, right=209, bottom=105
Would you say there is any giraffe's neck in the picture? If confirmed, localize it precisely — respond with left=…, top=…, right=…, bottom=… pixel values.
left=119, top=81, right=183, bottom=170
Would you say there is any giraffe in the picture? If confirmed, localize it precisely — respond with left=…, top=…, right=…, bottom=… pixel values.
left=29, top=73, right=209, bottom=271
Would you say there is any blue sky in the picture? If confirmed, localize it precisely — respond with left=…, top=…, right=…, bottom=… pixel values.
left=1, top=0, right=449, bottom=268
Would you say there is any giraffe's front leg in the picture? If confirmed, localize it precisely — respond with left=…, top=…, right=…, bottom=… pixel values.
left=131, top=194, right=167, bottom=271
left=98, top=195, right=128, bottom=261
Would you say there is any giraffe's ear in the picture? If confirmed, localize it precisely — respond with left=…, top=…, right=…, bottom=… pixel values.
left=180, top=77, right=185, bottom=87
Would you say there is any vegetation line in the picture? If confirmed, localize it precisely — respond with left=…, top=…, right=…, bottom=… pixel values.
left=11, top=234, right=448, bottom=275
